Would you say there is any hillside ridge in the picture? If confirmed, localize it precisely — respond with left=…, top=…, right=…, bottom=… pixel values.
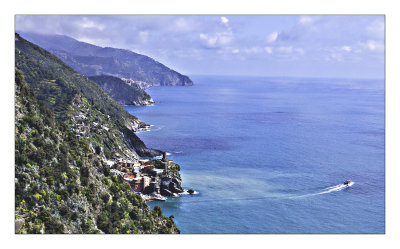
left=18, top=32, right=194, bottom=88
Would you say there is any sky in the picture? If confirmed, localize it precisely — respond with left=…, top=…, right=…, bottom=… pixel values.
left=15, top=15, right=385, bottom=79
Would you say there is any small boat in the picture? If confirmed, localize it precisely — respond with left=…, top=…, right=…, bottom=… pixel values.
left=343, top=180, right=354, bottom=187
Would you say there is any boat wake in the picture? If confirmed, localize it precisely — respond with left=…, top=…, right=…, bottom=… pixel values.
left=291, top=182, right=354, bottom=199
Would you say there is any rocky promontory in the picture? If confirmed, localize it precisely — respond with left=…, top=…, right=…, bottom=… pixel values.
left=89, top=75, right=155, bottom=106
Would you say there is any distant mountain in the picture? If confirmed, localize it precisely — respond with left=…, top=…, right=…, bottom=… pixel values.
left=89, top=75, right=154, bottom=106
left=18, top=32, right=194, bottom=88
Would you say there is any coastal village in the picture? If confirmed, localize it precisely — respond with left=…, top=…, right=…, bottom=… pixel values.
left=70, top=105, right=186, bottom=201
left=107, top=152, right=185, bottom=201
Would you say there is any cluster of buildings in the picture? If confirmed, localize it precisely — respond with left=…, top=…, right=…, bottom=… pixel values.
left=73, top=111, right=89, bottom=139
left=121, top=77, right=151, bottom=89
left=109, top=158, right=168, bottom=193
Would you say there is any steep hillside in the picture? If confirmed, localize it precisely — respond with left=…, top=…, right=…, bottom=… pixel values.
left=15, top=69, right=179, bottom=234
left=15, top=33, right=160, bottom=158
left=89, top=75, right=154, bottom=106
left=18, top=32, right=194, bottom=88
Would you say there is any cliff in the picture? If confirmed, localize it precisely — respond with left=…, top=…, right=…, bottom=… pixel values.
left=17, top=32, right=194, bottom=88
left=89, top=75, right=154, bottom=106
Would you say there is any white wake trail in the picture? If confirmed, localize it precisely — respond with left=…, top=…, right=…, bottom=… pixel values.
left=291, top=183, right=351, bottom=199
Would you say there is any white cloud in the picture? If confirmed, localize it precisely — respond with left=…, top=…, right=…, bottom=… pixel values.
left=199, top=16, right=233, bottom=49
left=264, top=46, right=273, bottom=54
left=361, top=40, right=384, bottom=51
left=330, top=52, right=343, bottom=62
left=234, top=46, right=279, bottom=55
left=221, top=16, right=229, bottom=24
left=295, top=48, right=305, bottom=55
left=355, top=40, right=383, bottom=52
left=341, top=46, right=352, bottom=52
left=278, top=46, right=293, bottom=53
left=81, top=20, right=96, bottom=29
left=139, top=31, right=149, bottom=43
left=243, top=47, right=264, bottom=54
left=323, top=46, right=353, bottom=62
left=272, top=46, right=304, bottom=57
left=267, top=31, right=278, bottom=43
left=174, top=18, right=192, bottom=32
left=219, top=33, right=232, bottom=45
left=81, top=17, right=105, bottom=31
left=367, top=19, right=384, bottom=38
left=76, top=37, right=111, bottom=48
left=367, top=41, right=376, bottom=50
left=200, top=33, right=217, bottom=47
left=199, top=31, right=232, bottom=48
left=299, top=16, right=314, bottom=25
left=367, top=40, right=377, bottom=50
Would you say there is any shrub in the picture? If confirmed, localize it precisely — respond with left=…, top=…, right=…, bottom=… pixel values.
left=57, top=188, right=69, bottom=201
left=142, top=220, right=152, bottom=231
left=38, top=209, right=65, bottom=234
left=71, top=212, right=78, bottom=221
left=32, top=224, right=42, bottom=234
left=81, top=218, right=92, bottom=233
left=59, top=205, right=70, bottom=218
left=33, top=193, right=42, bottom=201
left=67, top=182, right=80, bottom=195
left=80, top=166, right=89, bottom=178
left=46, top=176, right=55, bottom=185
left=129, top=207, right=139, bottom=220
left=103, top=166, right=110, bottom=177
left=101, top=192, right=110, bottom=203
left=153, top=206, right=163, bottom=217
left=80, top=177, right=88, bottom=186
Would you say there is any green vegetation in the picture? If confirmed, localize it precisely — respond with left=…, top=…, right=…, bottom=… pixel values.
left=89, top=75, right=153, bottom=106
left=153, top=206, right=163, bottom=217
left=15, top=33, right=159, bottom=158
left=150, top=159, right=164, bottom=168
left=14, top=35, right=180, bottom=234
left=173, top=164, right=181, bottom=171
left=15, top=34, right=131, bottom=124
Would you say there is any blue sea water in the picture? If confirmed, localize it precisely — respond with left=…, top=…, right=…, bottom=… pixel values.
left=124, top=75, right=385, bottom=234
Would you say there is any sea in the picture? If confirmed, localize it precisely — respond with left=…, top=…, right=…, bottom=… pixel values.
left=124, top=75, right=385, bottom=234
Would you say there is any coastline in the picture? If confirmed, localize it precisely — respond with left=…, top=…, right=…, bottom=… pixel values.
left=142, top=189, right=199, bottom=202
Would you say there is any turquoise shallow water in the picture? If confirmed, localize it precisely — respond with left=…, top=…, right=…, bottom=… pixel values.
left=125, top=75, right=385, bottom=234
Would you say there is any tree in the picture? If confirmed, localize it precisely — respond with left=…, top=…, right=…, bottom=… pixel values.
left=153, top=206, right=163, bottom=217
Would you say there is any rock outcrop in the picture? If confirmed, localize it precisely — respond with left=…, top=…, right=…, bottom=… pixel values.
left=89, top=75, right=155, bottom=106
left=139, top=159, right=184, bottom=199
